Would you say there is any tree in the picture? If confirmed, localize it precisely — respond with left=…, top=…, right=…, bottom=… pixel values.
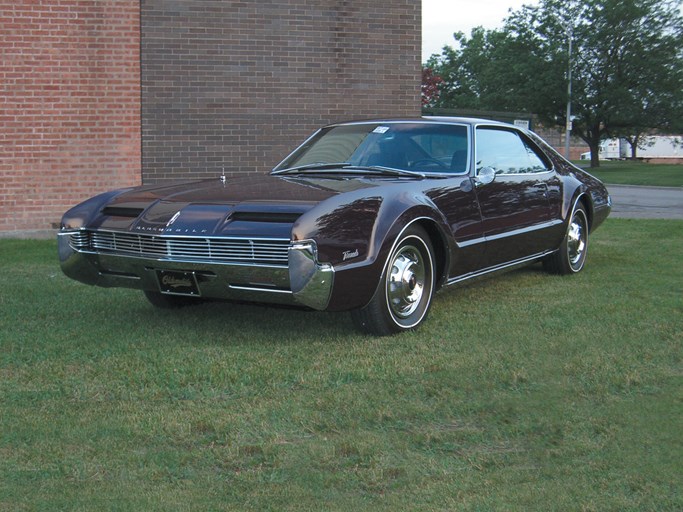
left=421, top=67, right=444, bottom=107
left=595, top=0, right=683, bottom=158
left=426, top=0, right=683, bottom=167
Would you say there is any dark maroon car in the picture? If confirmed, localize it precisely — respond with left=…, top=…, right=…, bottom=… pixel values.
left=58, top=118, right=611, bottom=335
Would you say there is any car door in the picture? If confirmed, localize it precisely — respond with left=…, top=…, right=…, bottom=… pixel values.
left=409, top=123, right=487, bottom=276
left=473, top=126, right=560, bottom=267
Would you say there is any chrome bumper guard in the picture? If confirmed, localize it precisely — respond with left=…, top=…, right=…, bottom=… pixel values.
left=58, top=230, right=334, bottom=311
left=288, top=241, right=334, bottom=310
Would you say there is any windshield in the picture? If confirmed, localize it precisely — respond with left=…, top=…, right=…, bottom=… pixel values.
left=273, top=123, right=470, bottom=175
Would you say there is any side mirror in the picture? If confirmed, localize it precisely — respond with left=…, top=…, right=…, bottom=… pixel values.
left=474, top=166, right=496, bottom=187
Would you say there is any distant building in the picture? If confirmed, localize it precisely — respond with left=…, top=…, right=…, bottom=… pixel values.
left=580, top=136, right=683, bottom=163
left=1, top=1, right=421, bottom=235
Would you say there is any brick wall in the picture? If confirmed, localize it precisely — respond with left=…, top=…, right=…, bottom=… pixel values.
left=141, top=0, right=422, bottom=182
left=0, top=0, right=421, bottom=233
left=0, top=1, right=141, bottom=234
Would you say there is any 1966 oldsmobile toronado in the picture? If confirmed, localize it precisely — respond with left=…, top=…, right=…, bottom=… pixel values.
left=58, top=118, right=611, bottom=335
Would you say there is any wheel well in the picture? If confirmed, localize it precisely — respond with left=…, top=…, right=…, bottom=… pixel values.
left=578, top=194, right=594, bottom=231
left=415, top=219, right=449, bottom=290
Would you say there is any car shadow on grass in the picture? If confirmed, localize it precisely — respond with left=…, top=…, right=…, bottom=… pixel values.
left=120, top=294, right=360, bottom=344
left=75, top=262, right=556, bottom=345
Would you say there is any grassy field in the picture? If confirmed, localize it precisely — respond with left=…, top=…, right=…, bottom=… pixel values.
left=1, top=219, right=681, bottom=511
left=577, top=160, right=683, bottom=187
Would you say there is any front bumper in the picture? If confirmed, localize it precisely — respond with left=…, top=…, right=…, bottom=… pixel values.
left=58, top=230, right=334, bottom=310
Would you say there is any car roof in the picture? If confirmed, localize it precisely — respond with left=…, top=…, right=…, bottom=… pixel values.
left=422, top=116, right=513, bottom=127
left=327, top=116, right=516, bottom=129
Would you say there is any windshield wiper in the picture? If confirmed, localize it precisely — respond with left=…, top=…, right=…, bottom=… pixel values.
left=271, top=162, right=351, bottom=175
left=341, top=165, right=426, bottom=178
left=272, top=162, right=427, bottom=179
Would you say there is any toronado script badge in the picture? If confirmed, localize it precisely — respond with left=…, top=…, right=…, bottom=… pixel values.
left=343, top=249, right=359, bottom=261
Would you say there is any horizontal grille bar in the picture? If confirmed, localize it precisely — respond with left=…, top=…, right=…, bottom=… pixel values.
left=71, top=230, right=290, bottom=266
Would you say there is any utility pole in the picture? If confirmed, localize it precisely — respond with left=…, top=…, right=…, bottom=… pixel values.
left=564, top=26, right=573, bottom=160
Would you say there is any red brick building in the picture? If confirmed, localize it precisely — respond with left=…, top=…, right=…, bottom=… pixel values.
left=1, top=1, right=141, bottom=235
left=1, top=0, right=421, bottom=235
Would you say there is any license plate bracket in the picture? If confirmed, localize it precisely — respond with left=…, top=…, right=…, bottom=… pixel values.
left=156, top=270, right=200, bottom=296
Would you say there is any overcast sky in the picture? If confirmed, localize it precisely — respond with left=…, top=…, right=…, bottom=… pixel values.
left=422, top=0, right=539, bottom=61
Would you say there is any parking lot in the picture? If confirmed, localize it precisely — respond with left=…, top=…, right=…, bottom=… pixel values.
left=607, top=185, right=683, bottom=219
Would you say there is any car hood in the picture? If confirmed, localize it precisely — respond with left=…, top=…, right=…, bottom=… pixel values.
left=86, top=173, right=379, bottom=237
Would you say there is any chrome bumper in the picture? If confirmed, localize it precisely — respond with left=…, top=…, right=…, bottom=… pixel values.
left=288, top=241, right=334, bottom=310
left=58, top=231, right=334, bottom=310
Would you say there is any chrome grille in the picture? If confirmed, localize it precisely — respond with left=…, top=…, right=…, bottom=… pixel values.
left=70, top=231, right=290, bottom=266
left=68, top=230, right=90, bottom=249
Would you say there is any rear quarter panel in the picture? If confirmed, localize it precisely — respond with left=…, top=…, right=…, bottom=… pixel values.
left=529, top=131, right=611, bottom=231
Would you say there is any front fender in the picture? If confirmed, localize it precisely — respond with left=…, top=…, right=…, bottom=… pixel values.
left=292, top=187, right=451, bottom=312
left=291, top=192, right=384, bottom=266
left=60, top=188, right=137, bottom=230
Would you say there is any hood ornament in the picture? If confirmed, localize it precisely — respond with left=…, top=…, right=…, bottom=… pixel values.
left=165, top=211, right=181, bottom=228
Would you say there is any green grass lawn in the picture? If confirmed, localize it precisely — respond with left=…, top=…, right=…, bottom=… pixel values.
left=1, top=219, right=681, bottom=510
left=577, top=160, right=683, bottom=187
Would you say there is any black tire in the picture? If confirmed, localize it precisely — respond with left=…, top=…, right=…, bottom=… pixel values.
left=351, top=225, right=435, bottom=335
left=544, top=203, right=589, bottom=275
left=144, top=290, right=202, bottom=309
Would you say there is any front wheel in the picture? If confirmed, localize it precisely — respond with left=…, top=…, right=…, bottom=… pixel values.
left=544, top=203, right=589, bottom=275
left=351, top=226, right=435, bottom=335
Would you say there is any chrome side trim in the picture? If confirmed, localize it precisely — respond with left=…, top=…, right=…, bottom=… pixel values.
left=446, top=250, right=553, bottom=287
left=228, top=284, right=293, bottom=295
left=484, top=219, right=563, bottom=242
left=456, top=219, right=563, bottom=249
left=494, top=169, right=555, bottom=177
left=458, top=236, right=487, bottom=248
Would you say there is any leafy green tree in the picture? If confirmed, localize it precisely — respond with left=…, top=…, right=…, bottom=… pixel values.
left=594, top=0, right=683, bottom=158
left=426, top=0, right=683, bottom=167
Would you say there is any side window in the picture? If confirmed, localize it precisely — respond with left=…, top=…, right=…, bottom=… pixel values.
left=410, top=125, right=469, bottom=173
left=476, top=128, right=549, bottom=175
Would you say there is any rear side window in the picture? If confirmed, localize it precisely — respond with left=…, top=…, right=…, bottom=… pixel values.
left=475, top=128, right=550, bottom=175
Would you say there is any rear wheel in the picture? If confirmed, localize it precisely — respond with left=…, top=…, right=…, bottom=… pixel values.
left=144, top=290, right=202, bottom=309
left=544, top=203, right=589, bottom=274
left=352, top=226, right=435, bottom=335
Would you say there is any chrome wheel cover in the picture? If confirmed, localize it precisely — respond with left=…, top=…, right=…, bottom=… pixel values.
left=567, top=210, right=587, bottom=268
left=386, top=244, right=426, bottom=319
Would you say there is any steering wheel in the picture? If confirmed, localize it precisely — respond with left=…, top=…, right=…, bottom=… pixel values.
left=411, top=158, right=448, bottom=169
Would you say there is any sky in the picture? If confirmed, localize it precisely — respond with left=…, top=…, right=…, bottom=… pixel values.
left=422, top=0, right=539, bottom=61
